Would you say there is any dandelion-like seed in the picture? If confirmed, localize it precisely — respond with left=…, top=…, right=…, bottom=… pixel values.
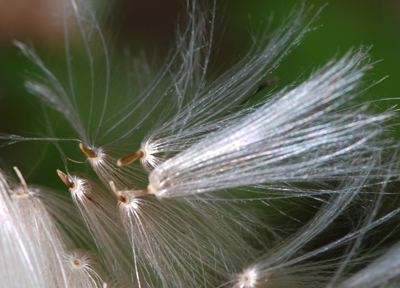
left=2, top=1, right=400, bottom=288
left=78, top=142, right=146, bottom=191
left=57, top=170, right=138, bottom=286
left=117, top=149, right=146, bottom=168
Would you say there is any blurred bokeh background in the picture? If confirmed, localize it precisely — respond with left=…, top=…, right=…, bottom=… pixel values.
left=0, top=0, right=400, bottom=189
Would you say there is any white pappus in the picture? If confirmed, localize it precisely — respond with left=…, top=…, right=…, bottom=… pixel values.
left=1, top=1, right=400, bottom=288
left=146, top=48, right=394, bottom=198
left=0, top=167, right=107, bottom=288
left=117, top=4, right=323, bottom=173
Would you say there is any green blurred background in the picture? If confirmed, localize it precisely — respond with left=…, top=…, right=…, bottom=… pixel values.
left=0, top=0, right=400, bottom=189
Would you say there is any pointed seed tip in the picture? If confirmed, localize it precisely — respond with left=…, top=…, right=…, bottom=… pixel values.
left=79, top=142, right=96, bottom=158
left=56, top=169, right=65, bottom=176
left=13, top=166, right=28, bottom=193
left=117, top=150, right=144, bottom=167
left=57, top=169, right=75, bottom=189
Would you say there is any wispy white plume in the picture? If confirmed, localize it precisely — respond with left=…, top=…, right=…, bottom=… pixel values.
left=28, top=184, right=94, bottom=249
left=225, top=176, right=400, bottom=288
left=12, top=2, right=323, bottom=192
left=0, top=168, right=70, bottom=287
left=64, top=249, right=106, bottom=288
left=337, top=241, right=400, bottom=288
left=147, top=48, right=393, bottom=198
left=11, top=0, right=147, bottom=189
left=9, top=168, right=71, bottom=287
left=0, top=170, right=47, bottom=288
left=56, top=170, right=138, bottom=285
left=2, top=1, right=400, bottom=288
left=119, top=4, right=322, bottom=172
left=115, top=188, right=265, bottom=287
left=223, top=176, right=363, bottom=287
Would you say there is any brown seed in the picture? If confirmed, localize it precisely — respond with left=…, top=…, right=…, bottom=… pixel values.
left=79, top=142, right=97, bottom=158
left=117, top=150, right=144, bottom=167
left=56, top=169, right=76, bottom=189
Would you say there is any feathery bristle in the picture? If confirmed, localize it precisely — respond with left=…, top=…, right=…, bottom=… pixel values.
left=148, top=49, right=392, bottom=198
left=2, top=1, right=400, bottom=288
